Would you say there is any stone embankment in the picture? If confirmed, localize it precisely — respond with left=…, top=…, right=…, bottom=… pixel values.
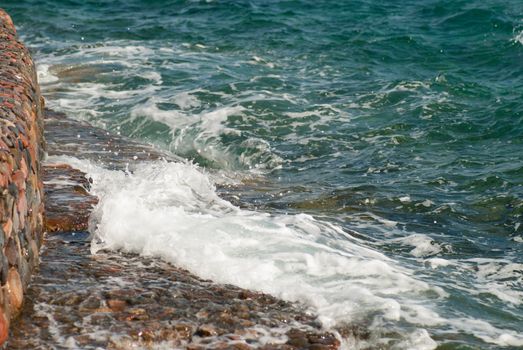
left=0, top=9, right=45, bottom=344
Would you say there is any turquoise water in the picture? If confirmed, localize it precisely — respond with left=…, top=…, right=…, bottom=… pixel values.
left=4, top=0, right=523, bottom=348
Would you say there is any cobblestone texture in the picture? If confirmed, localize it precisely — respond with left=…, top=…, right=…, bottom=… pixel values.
left=0, top=8, right=45, bottom=344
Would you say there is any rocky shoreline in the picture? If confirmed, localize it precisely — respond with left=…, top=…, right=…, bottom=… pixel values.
left=9, top=108, right=342, bottom=350
left=1, top=9, right=346, bottom=349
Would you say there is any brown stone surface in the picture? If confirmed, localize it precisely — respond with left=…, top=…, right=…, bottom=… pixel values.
left=0, top=312, right=8, bottom=345
left=0, top=8, right=45, bottom=345
left=8, top=233, right=340, bottom=349
left=43, top=163, right=98, bottom=232
left=6, top=268, right=22, bottom=311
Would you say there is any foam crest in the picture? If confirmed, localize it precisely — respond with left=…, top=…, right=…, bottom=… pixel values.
left=131, top=98, right=282, bottom=170
left=450, top=318, right=523, bottom=347
left=465, top=259, right=523, bottom=306
left=52, top=156, right=443, bottom=348
left=514, top=30, right=523, bottom=45
left=37, top=64, right=59, bottom=84
left=391, top=234, right=442, bottom=258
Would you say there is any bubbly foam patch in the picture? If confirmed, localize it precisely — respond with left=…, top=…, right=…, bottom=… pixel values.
left=87, top=160, right=440, bottom=322
left=52, top=156, right=440, bottom=348
left=46, top=155, right=523, bottom=348
left=514, top=30, right=523, bottom=45
left=129, top=98, right=281, bottom=170
left=35, top=40, right=284, bottom=172
left=37, top=64, right=59, bottom=84
left=392, top=234, right=442, bottom=258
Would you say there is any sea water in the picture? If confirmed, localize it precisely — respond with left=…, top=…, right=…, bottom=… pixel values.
left=3, top=0, right=523, bottom=348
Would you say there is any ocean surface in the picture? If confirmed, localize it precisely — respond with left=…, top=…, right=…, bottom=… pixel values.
left=3, top=0, right=523, bottom=348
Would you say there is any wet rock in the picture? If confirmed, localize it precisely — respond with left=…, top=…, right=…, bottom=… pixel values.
left=0, top=256, right=8, bottom=285
left=174, top=323, right=194, bottom=339
left=232, top=343, right=252, bottom=350
left=125, top=308, right=149, bottom=321
left=43, top=163, right=98, bottom=232
left=79, top=295, right=101, bottom=311
left=107, top=299, right=127, bottom=312
left=307, top=332, right=340, bottom=349
left=9, top=230, right=344, bottom=349
left=195, top=324, right=219, bottom=337
left=4, top=237, right=17, bottom=267
left=2, top=220, right=11, bottom=240
left=136, top=328, right=155, bottom=342
left=0, top=311, right=8, bottom=345
left=53, top=293, right=82, bottom=307
left=28, top=239, right=38, bottom=267
left=17, top=258, right=31, bottom=289
left=286, top=329, right=310, bottom=348
left=6, top=268, right=23, bottom=312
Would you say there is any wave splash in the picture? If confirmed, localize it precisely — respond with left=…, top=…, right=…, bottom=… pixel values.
left=51, top=156, right=445, bottom=349
left=514, top=30, right=523, bottom=45
left=49, top=150, right=523, bottom=349
left=35, top=42, right=284, bottom=173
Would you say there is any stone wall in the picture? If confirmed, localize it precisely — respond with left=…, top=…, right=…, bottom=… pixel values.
left=0, top=8, right=45, bottom=344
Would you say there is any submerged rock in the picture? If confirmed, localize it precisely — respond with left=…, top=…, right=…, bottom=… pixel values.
left=43, top=163, right=98, bottom=232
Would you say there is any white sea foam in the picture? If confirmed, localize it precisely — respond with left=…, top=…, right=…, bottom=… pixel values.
left=130, top=98, right=284, bottom=170
left=426, top=258, right=452, bottom=269
left=465, top=259, right=523, bottom=306
left=37, top=64, right=59, bottom=84
left=399, top=195, right=411, bottom=203
left=46, top=155, right=523, bottom=348
left=392, top=234, right=442, bottom=258
left=285, top=111, right=319, bottom=119
left=248, top=55, right=276, bottom=68
left=451, top=318, right=523, bottom=347
left=51, top=155, right=442, bottom=348
left=392, top=329, right=438, bottom=350
left=171, top=91, right=201, bottom=109
left=138, top=70, right=162, bottom=84
left=514, top=30, right=523, bottom=45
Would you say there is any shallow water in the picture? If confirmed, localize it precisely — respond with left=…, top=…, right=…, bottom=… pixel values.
left=3, top=0, right=523, bottom=348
